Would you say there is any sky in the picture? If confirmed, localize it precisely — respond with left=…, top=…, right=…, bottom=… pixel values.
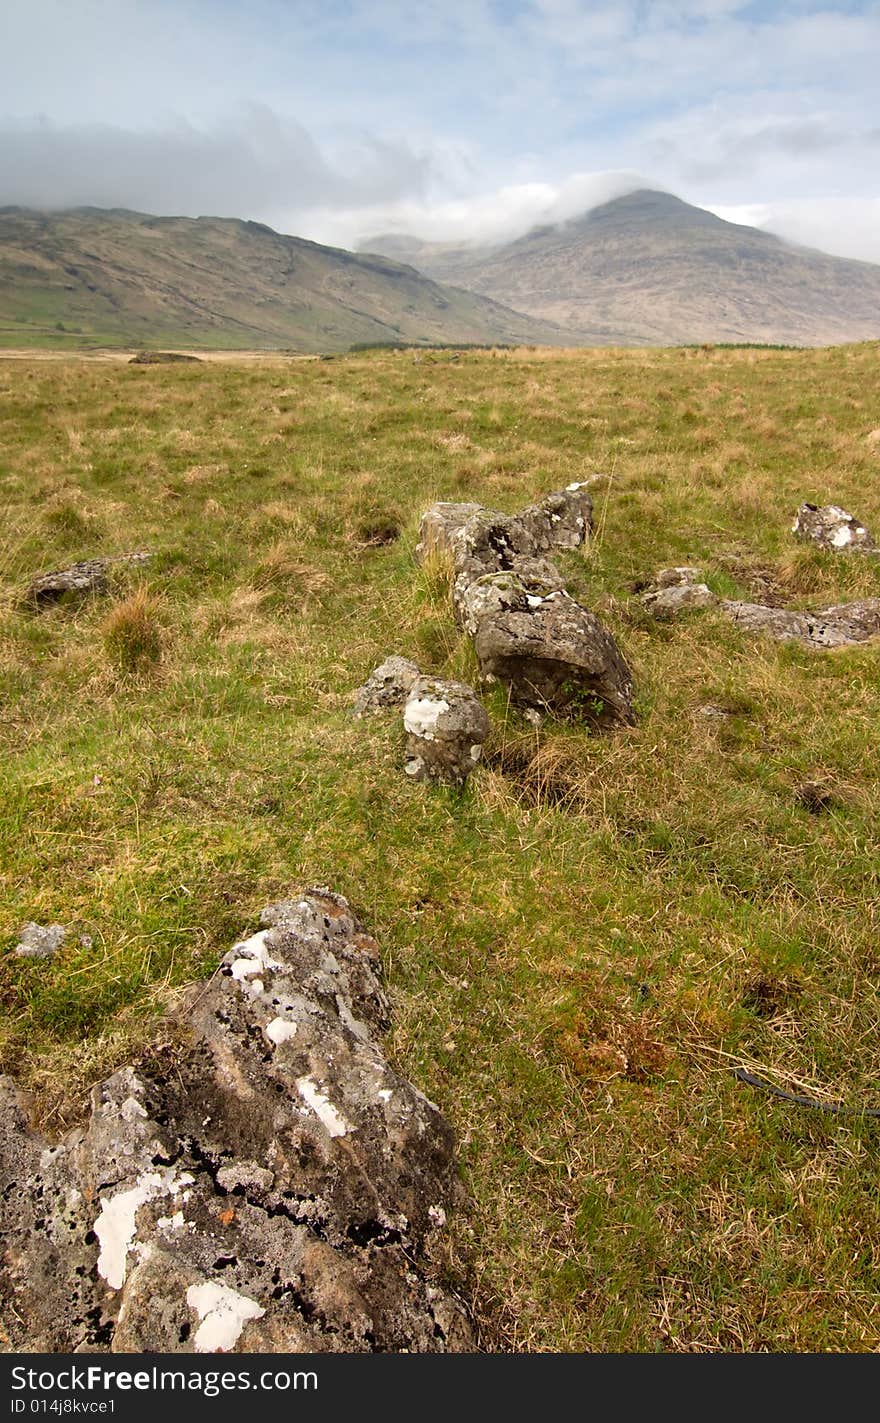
left=1, top=0, right=879, bottom=260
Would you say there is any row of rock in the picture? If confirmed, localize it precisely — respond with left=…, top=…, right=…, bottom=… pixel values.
left=416, top=484, right=636, bottom=728
left=1, top=890, right=472, bottom=1352
left=642, top=565, right=880, bottom=649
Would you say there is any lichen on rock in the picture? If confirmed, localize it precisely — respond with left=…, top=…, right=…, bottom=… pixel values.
left=0, top=890, right=473, bottom=1353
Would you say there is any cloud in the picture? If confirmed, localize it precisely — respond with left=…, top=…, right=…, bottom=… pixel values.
left=291, top=170, right=652, bottom=250
left=708, top=198, right=880, bottom=265
left=0, top=108, right=429, bottom=219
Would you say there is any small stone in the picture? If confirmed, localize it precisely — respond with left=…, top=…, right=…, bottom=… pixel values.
left=642, top=582, right=715, bottom=615
left=403, top=677, right=489, bottom=786
left=352, top=656, right=421, bottom=717
left=25, top=552, right=153, bottom=607
left=14, top=923, right=66, bottom=958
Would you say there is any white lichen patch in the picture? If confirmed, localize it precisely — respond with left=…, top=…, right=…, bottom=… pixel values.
left=120, top=1096, right=148, bottom=1122
left=228, top=929, right=282, bottom=981
left=295, top=1076, right=351, bottom=1137
left=832, top=524, right=853, bottom=547
left=404, top=696, right=450, bottom=740
left=265, top=1016, right=298, bottom=1046
left=469, top=743, right=483, bottom=761
left=156, top=1211, right=185, bottom=1231
left=94, top=1169, right=194, bottom=1290
left=186, top=1281, right=265, bottom=1354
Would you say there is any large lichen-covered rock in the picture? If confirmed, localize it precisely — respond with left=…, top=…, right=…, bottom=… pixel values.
left=403, top=677, right=490, bottom=786
left=791, top=503, right=876, bottom=553
left=471, top=579, right=636, bottom=726
left=352, top=656, right=421, bottom=717
left=0, top=890, right=473, bottom=1353
left=517, top=483, right=594, bottom=552
left=722, top=597, right=880, bottom=648
left=25, top=552, right=153, bottom=607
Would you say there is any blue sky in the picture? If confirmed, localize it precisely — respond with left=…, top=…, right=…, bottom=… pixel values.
left=1, top=0, right=879, bottom=258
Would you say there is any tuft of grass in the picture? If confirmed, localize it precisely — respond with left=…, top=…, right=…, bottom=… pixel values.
left=101, top=587, right=164, bottom=673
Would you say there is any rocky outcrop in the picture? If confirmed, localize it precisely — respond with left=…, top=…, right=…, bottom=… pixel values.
left=415, top=489, right=634, bottom=727
left=403, top=677, right=490, bottom=785
left=25, top=552, right=153, bottom=607
left=722, top=597, right=880, bottom=648
left=352, top=656, right=421, bottom=717
left=791, top=503, right=876, bottom=553
left=0, top=890, right=473, bottom=1353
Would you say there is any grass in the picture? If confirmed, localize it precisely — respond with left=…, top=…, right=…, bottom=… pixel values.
left=2, top=341, right=880, bottom=1351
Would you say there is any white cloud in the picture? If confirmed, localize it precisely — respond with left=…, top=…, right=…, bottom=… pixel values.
left=708, top=198, right=880, bottom=265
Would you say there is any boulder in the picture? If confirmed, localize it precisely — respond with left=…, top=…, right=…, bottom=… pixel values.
left=403, top=677, right=489, bottom=785
left=472, top=580, right=636, bottom=726
left=352, top=656, right=421, bottom=716
left=722, top=597, right=880, bottom=648
left=26, top=552, right=153, bottom=607
left=517, top=482, right=594, bottom=552
left=791, top=503, right=876, bottom=553
left=0, top=889, right=473, bottom=1353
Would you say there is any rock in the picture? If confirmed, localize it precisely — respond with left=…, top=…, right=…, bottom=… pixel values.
left=791, top=503, right=876, bottom=553
left=517, top=483, right=594, bottom=551
left=415, top=503, right=483, bottom=563
left=25, top=552, right=153, bottom=607
left=14, top=922, right=67, bottom=959
left=129, top=352, right=202, bottom=364
left=352, top=656, right=421, bottom=716
left=653, top=567, right=704, bottom=589
left=472, top=579, right=636, bottom=725
left=642, top=569, right=715, bottom=615
left=0, top=889, right=473, bottom=1353
left=452, top=557, right=565, bottom=630
left=403, top=677, right=489, bottom=785
left=722, top=597, right=880, bottom=648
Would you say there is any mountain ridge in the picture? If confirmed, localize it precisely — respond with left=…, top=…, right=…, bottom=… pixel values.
left=360, top=189, right=880, bottom=347
left=0, top=206, right=570, bottom=352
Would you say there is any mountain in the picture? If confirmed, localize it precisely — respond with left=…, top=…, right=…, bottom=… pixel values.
left=360, top=190, right=880, bottom=346
left=0, top=206, right=565, bottom=352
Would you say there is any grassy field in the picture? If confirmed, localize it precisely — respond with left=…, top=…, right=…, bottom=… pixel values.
left=2, top=342, right=880, bottom=1352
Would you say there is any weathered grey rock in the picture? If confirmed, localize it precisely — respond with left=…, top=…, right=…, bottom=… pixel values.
left=452, top=557, right=565, bottom=630
left=0, top=889, right=473, bottom=1353
left=403, top=677, right=489, bottom=785
left=791, top=503, right=876, bottom=553
left=472, top=580, right=636, bottom=725
left=415, top=503, right=483, bottom=563
left=653, top=567, right=704, bottom=589
left=517, top=483, right=594, bottom=552
left=352, top=656, right=421, bottom=717
left=642, top=581, right=716, bottom=615
left=14, top=922, right=67, bottom=958
left=25, top=552, right=153, bottom=607
left=722, top=597, right=880, bottom=648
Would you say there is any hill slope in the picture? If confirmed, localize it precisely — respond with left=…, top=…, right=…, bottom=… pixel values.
left=361, top=190, right=880, bottom=346
left=0, top=206, right=564, bottom=352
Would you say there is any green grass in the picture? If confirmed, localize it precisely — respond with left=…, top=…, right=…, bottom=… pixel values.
left=2, top=342, right=880, bottom=1350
